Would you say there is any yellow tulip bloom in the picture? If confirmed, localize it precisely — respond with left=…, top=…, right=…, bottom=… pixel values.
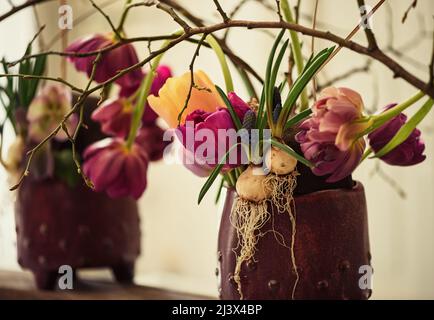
left=147, top=70, right=224, bottom=128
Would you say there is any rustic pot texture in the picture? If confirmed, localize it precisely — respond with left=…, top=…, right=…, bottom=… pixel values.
left=14, top=95, right=141, bottom=290
left=217, top=182, right=371, bottom=300
left=15, top=179, right=141, bottom=289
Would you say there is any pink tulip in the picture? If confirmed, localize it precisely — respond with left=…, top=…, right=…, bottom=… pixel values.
left=296, top=87, right=367, bottom=182
left=177, top=92, right=250, bottom=175
left=91, top=66, right=173, bottom=138
left=136, top=125, right=170, bottom=162
left=83, top=138, right=149, bottom=199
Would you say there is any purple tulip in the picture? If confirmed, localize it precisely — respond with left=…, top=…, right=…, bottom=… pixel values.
left=91, top=97, right=133, bottom=138
left=177, top=92, right=250, bottom=175
left=91, top=65, right=172, bottom=138
left=83, top=138, right=149, bottom=199
left=136, top=125, right=170, bottom=162
left=368, top=104, right=426, bottom=166
left=66, top=33, right=143, bottom=90
left=296, top=87, right=367, bottom=183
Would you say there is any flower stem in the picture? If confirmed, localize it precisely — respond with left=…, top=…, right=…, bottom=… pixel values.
left=280, top=0, right=309, bottom=111
left=370, top=91, right=425, bottom=131
left=125, top=34, right=176, bottom=149
left=206, top=34, right=234, bottom=92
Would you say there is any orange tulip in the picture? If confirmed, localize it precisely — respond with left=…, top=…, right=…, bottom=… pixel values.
left=147, top=70, right=224, bottom=128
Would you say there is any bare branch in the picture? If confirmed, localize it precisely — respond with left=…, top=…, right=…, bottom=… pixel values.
left=213, top=0, right=230, bottom=22
left=357, top=0, right=379, bottom=51
left=177, top=33, right=208, bottom=124
left=402, top=0, right=417, bottom=24
left=0, top=0, right=52, bottom=23
left=156, top=1, right=191, bottom=32
left=429, top=30, right=434, bottom=88
left=275, top=0, right=283, bottom=21
left=89, top=0, right=122, bottom=39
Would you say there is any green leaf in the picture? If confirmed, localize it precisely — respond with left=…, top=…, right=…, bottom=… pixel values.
left=198, top=143, right=241, bottom=204
left=270, top=138, right=313, bottom=168
left=215, top=85, right=242, bottom=130
left=284, top=108, right=312, bottom=129
left=374, top=98, right=433, bottom=158
left=215, top=176, right=226, bottom=204
left=269, top=38, right=289, bottom=104
left=282, top=47, right=334, bottom=112
left=278, top=79, right=287, bottom=94
left=27, top=54, right=46, bottom=106
left=265, top=29, right=285, bottom=108
left=256, top=87, right=266, bottom=129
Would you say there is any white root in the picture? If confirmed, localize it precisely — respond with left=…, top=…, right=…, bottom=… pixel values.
left=231, top=167, right=299, bottom=300
left=230, top=198, right=270, bottom=300
left=265, top=146, right=298, bottom=175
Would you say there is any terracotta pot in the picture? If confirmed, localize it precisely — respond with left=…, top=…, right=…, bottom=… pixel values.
left=14, top=95, right=140, bottom=290
left=217, top=182, right=372, bottom=300
left=15, top=179, right=141, bottom=290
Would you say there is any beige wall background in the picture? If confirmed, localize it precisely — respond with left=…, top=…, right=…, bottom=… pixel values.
left=1, top=0, right=434, bottom=299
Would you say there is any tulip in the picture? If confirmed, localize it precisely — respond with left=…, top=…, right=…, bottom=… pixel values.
left=177, top=93, right=250, bottom=175
left=91, top=66, right=172, bottom=138
left=27, top=85, right=77, bottom=142
left=147, top=70, right=225, bottom=128
left=368, top=104, right=426, bottom=166
left=136, top=125, right=170, bottom=162
left=296, top=87, right=367, bottom=182
left=66, top=33, right=143, bottom=90
left=83, top=138, right=149, bottom=199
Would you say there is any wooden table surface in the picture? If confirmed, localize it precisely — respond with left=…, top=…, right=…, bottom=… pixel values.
left=0, top=270, right=212, bottom=300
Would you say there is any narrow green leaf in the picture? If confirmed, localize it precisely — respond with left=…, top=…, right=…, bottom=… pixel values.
left=269, top=38, right=289, bottom=103
left=265, top=29, right=285, bottom=107
left=198, top=143, right=242, bottom=204
left=270, top=138, right=313, bottom=168
left=284, top=108, right=312, bottom=129
left=374, top=98, right=434, bottom=158
left=256, top=87, right=266, bottom=129
left=278, top=80, right=286, bottom=94
left=215, top=85, right=242, bottom=130
left=215, top=176, right=226, bottom=204
left=283, top=47, right=334, bottom=112
left=27, top=55, right=46, bottom=105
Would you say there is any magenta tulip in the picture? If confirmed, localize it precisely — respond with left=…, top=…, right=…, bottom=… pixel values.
left=368, top=104, right=426, bottom=166
left=91, top=65, right=172, bottom=138
left=83, top=138, right=149, bottom=199
left=177, top=92, right=250, bottom=175
left=66, top=33, right=143, bottom=90
left=136, top=125, right=170, bottom=162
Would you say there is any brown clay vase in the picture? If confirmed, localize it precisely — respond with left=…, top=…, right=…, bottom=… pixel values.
left=14, top=95, right=141, bottom=290
left=217, top=182, right=372, bottom=300
left=15, top=179, right=140, bottom=290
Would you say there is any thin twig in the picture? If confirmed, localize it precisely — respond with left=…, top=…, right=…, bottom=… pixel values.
left=357, top=0, right=379, bottom=51
left=156, top=1, right=191, bottom=32
left=429, top=30, right=434, bottom=88
left=213, top=0, right=230, bottom=22
left=89, top=0, right=122, bottom=39
left=402, top=0, right=417, bottom=24
left=177, top=33, right=208, bottom=125
left=275, top=0, right=283, bottom=21
left=311, top=0, right=319, bottom=100
left=0, top=74, right=83, bottom=92
left=0, top=0, right=51, bottom=22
